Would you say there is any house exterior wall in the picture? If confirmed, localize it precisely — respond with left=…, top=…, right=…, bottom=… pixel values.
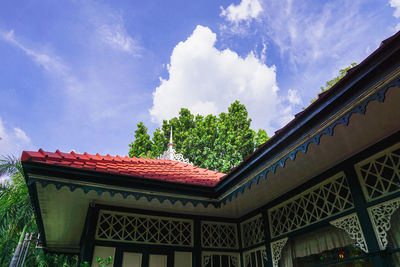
left=80, top=132, right=400, bottom=267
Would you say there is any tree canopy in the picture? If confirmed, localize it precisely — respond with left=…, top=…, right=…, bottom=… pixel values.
left=0, top=156, right=79, bottom=266
left=128, top=101, right=269, bottom=173
left=310, top=62, right=357, bottom=104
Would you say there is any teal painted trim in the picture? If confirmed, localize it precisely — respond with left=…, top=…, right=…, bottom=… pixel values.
left=261, top=209, right=273, bottom=267
left=193, top=219, right=201, bottom=267
left=113, top=248, right=123, bottom=267
left=220, top=78, right=400, bottom=205
left=79, top=205, right=98, bottom=265
left=344, top=163, right=388, bottom=266
left=29, top=177, right=220, bottom=208
left=25, top=179, right=47, bottom=247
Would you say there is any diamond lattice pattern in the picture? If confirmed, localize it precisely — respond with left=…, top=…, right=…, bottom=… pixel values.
left=269, top=173, right=354, bottom=238
left=241, top=214, right=265, bottom=248
left=355, top=143, right=400, bottom=202
left=201, top=221, right=238, bottom=249
left=96, top=210, right=193, bottom=246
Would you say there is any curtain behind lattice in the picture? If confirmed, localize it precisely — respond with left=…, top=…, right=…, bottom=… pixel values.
left=279, top=226, right=354, bottom=266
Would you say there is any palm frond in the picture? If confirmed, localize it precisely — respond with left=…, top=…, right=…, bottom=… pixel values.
left=0, top=155, right=22, bottom=177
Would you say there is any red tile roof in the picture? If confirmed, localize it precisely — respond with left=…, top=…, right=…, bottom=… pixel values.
left=21, top=149, right=226, bottom=187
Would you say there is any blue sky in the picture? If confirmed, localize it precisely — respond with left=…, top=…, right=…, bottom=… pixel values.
left=0, top=0, right=400, bottom=159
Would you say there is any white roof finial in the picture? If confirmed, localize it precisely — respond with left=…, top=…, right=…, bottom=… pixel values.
left=158, top=126, right=192, bottom=164
left=169, top=126, right=173, bottom=145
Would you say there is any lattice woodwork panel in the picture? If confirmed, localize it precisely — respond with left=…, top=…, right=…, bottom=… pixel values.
left=201, top=221, right=238, bottom=249
left=268, top=172, right=354, bottom=238
left=355, top=143, right=400, bottom=202
left=96, top=210, right=193, bottom=246
left=241, top=214, right=265, bottom=248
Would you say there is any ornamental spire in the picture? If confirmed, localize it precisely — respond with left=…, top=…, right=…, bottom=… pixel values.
left=158, top=127, right=192, bottom=164
left=169, top=126, right=173, bottom=146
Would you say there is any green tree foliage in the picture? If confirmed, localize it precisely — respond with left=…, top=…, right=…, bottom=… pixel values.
left=0, top=156, right=78, bottom=266
left=0, top=156, right=34, bottom=266
left=255, top=129, right=269, bottom=149
left=310, top=63, right=357, bottom=104
left=128, top=122, right=152, bottom=158
left=128, top=101, right=270, bottom=173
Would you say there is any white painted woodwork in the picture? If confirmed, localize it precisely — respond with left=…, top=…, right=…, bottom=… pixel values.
left=149, top=254, right=167, bottom=267
left=174, top=251, right=192, bottom=267
left=122, top=252, right=142, bottom=267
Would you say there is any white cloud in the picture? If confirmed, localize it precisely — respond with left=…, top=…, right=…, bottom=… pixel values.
left=0, top=2, right=146, bottom=157
left=0, top=30, right=68, bottom=75
left=287, top=89, right=301, bottom=105
left=14, top=128, right=31, bottom=144
left=0, top=117, right=33, bottom=157
left=97, top=23, right=140, bottom=56
left=220, top=0, right=385, bottom=104
left=150, top=25, right=295, bottom=134
left=390, top=0, right=400, bottom=18
left=221, top=0, right=263, bottom=23
left=0, top=28, right=134, bottom=124
left=390, top=0, right=400, bottom=31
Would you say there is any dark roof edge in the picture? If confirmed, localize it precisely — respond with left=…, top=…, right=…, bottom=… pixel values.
left=216, top=31, right=400, bottom=191
left=22, top=161, right=219, bottom=198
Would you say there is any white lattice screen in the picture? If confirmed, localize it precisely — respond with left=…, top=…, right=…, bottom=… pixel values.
left=268, top=172, right=354, bottom=238
left=201, top=221, right=239, bottom=249
left=202, top=252, right=240, bottom=267
left=95, top=210, right=193, bottom=246
left=241, top=214, right=265, bottom=248
left=243, top=246, right=267, bottom=267
left=355, top=143, right=400, bottom=202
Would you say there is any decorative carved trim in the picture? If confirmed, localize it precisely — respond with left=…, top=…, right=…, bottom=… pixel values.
left=95, top=210, right=194, bottom=246
left=268, top=172, right=354, bottom=238
left=201, top=221, right=239, bottom=249
left=270, top=237, right=288, bottom=267
left=158, top=127, right=192, bottom=164
left=367, top=197, right=400, bottom=250
left=220, top=78, right=399, bottom=205
left=329, top=213, right=368, bottom=252
left=231, top=255, right=239, bottom=267
left=355, top=142, right=400, bottom=202
left=241, top=214, right=265, bottom=248
left=32, top=177, right=219, bottom=208
left=158, top=145, right=192, bottom=164
left=203, top=255, right=211, bottom=266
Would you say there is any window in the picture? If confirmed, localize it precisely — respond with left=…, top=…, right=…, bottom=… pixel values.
left=279, top=226, right=371, bottom=267
left=202, top=252, right=239, bottom=267
left=243, top=246, right=267, bottom=267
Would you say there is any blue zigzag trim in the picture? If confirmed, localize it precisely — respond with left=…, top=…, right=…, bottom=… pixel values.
left=220, top=78, right=400, bottom=205
left=30, top=178, right=219, bottom=208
